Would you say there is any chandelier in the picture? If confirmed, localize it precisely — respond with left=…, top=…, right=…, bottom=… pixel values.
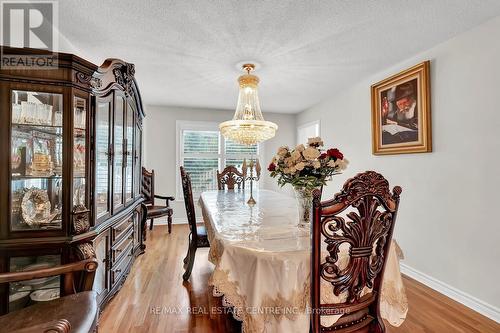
left=220, top=64, right=278, bottom=145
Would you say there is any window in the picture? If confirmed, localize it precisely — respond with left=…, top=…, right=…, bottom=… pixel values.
left=297, top=120, right=320, bottom=145
left=224, top=137, right=258, bottom=170
left=176, top=121, right=260, bottom=198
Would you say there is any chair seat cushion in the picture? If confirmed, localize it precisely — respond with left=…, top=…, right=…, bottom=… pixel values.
left=146, top=205, right=173, bottom=218
left=0, top=291, right=98, bottom=333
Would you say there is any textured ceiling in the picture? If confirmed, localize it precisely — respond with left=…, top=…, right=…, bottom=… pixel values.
left=57, top=0, right=500, bottom=113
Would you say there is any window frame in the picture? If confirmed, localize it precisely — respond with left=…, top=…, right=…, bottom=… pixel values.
left=297, top=120, right=320, bottom=145
left=176, top=120, right=262, bottom=200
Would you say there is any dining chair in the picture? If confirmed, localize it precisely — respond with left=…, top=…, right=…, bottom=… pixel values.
left=0, top=258, right=99, bottom=333
left=217, top=165, right=245, bottom=190
left=310, top=171, right=402, bottom=333
left=180, top=166, right=210, bottom=281
left=142, top=167, right=175, bottom=233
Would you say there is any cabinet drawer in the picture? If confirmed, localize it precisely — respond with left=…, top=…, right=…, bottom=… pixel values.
left=112, top=216, right=133, bottom=242
left=111, top=246, right=133, bottom=286
left=111, top=229, right=134, bottom=264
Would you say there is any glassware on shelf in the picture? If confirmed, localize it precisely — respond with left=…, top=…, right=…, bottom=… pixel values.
left=11, top=135, right=28, bottom=176
left=34, top=104, right=53, bottom=125
left=52, top=110, right=62, bottom=126
left=29, top=136, right=53, bottom=176
left=30, top=153, right=53, bottom=176
left=20, top=101, right=32, bottom=124
left=14, top=91, right=59, bottom=125
left=9, top=255, right=61, bottom=312
left=10, top=90, right=63, bottom=231
left=73, top=97, right=87, bottom=209
left=73, top=181, right=86, bottom=206
left=74, top=98, right=86, bottom=129
left=74, top=142, right=86, bottom=175
left=12, top=103, right=22, bottom=123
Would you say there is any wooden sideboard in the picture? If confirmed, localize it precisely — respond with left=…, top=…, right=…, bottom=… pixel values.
left=0, top=46, right=145, bottom=314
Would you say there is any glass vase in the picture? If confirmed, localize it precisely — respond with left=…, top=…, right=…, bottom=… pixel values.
left=294, top=186, right=319, bottom=229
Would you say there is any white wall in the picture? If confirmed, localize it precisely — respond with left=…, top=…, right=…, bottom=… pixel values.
left=143, top=105, right=296, bottom=221
left=297, top=15, right=500, bottom=312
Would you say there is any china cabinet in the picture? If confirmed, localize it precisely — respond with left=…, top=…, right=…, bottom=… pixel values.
left=0, top=47, right=145, bottom=315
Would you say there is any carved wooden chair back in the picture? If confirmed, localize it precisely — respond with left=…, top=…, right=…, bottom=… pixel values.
left=311, top=171, right=402, bottom=333
left=180, top=166, right=199, bottom=239
left=217, top=165, right=245, bottom=190
left=141, top=167, right=155, bottom=206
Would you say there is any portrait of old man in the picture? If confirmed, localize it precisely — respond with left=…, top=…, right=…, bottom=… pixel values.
left=380, top=79, right=419, bottom=145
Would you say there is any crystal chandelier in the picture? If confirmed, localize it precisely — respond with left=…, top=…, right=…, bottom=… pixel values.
left=220, top=64, right=278, bottom=145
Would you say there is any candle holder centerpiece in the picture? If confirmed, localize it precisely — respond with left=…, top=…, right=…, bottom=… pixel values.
left=242, top=158, right=261, bottom=206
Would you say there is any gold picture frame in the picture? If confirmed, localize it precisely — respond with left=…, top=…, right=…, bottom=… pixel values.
left=371, top=61, right=432, bottom=155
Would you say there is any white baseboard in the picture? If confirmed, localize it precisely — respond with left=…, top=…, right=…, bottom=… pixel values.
left=400, top=263, right=500, bottom=323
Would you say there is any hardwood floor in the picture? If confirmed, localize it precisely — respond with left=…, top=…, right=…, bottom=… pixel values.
left=100, top=224, right=500, bottom=332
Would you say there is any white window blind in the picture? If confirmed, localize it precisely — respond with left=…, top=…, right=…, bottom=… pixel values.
left=177, top=121, right=260, bottom=199
left=224, top=138, right=258, bottom=169
left=297, top=120, right=320, bottom=145
left=181, top=130, right=220, bottom=195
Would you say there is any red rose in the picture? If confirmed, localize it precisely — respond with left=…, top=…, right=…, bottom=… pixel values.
left=319, top=153, right=328, bottom=160
left=327, top=148, right=343, bottom=160
left=268, top=163, right=276, bottom=171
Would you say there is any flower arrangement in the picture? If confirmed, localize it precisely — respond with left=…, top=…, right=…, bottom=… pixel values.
left=268, top=137, right=348, bottom=228
left=268, top=137, right=348, bottom=190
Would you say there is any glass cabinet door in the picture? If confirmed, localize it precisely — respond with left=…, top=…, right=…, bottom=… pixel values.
left=125, top=102, right=134, bottom=202
left=95, top=100, right=111, bottom=219
left=73, top=97, right=86, bottom=208
left=93, top=231, right=109, bottom=304
left=113, top=96, right=124, bottom=210
left=134, top=124, right=142, bottom=198
left=10, top=90, right=63, bottom=231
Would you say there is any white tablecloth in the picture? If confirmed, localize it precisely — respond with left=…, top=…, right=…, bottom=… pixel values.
left=199, top=189, right=407, bottom=333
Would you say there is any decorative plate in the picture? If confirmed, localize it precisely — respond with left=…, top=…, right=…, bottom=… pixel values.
left=29, top=288, right=60, bottom=302
left=73, top=183, right=86, bottom=206
left=21, top=188, right=54, bottom=226
left=9, top=289, right=31, bottom=302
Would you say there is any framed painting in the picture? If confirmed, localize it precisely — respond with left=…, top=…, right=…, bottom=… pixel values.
left=371, top=61, right=432, bottom=155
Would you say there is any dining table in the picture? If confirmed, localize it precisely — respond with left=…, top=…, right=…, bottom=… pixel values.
left=199, top=189, right=408, bottom=333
